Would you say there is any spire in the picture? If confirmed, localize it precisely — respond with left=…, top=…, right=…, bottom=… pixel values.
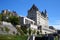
left=29, top=4, right=39, bottom=11
left=41, top=11, right=44, bottom=14
left=32, top=4, right=37, bottom=9
left=44, top=9, right=48, bottom=17
left=32, top=4, right=38, bottom=10
left=45, top=9, right=47, bottom=15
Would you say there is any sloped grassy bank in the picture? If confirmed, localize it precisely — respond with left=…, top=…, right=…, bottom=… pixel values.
left=0, top=34, right=28, bottom=40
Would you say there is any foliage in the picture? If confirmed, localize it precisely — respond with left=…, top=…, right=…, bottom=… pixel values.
left=0, top=12, right=20, bottom=25
left=54, top=36, right=58, bottom=40
left=33, top=29, right=36, bottom=34
left=29, top=28, right=32, bottom=35
left=8, top=16, right=20, bottom=25
left=0, top=27, right=4, bottom=31
left=0, top=14, right=2, bottom=21
left=16, top=27, right=24, bottom=35
left=21, top=26, right=27, bottom=34
left=40, top=30, right=42, bottom=34
left=13, top=31, right=15, bottom=34
left=0, top=35, right=28, bottom=40
left=37, top=31, right=39, bottom=35
left=4, top=26, right=10, bottom=33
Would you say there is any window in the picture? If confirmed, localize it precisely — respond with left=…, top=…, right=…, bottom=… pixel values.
left=38, top=26, right=42, bottom=30
left=25, top=19, right=28, bottom=24
left=31, top=21, right=33, bottom=24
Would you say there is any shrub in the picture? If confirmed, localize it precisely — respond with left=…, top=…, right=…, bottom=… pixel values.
left=0, top=27, right=4, bottom=31
left=4, top=26, right=10, bottom=33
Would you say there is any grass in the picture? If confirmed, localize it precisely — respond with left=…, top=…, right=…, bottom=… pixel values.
left=0, top=34, right=28, bottom=40
left=54, top=36, right=58, bottom=40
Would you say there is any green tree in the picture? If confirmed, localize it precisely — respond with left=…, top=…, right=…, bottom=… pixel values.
left=16, top=27, right=24, bottom=35
left=29, top=28, right=32, bottom=35
left=37, top=31, right=39, bottom=35
left=8, top=16, right=20, bottom=25
left=0, top=14, right=2, bottom=21
left=0, top=27, right=4, bottom=31
left=33, top=29, right=36, bottom=34
left=21, top=26, right=27, bottom=34
left=5, top=26, right=10, bottom=33
left=13, top=31, right=15, bottom=34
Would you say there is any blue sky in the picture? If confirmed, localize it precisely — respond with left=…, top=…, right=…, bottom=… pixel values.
left=0, top=0, right=60, bottom=29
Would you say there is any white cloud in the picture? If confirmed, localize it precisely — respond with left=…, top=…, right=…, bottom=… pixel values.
left=52, top=25, right=60, bottom=30
left=49, top=20, right=60, bottom=30
left=55, top=20, right=60, bottom=25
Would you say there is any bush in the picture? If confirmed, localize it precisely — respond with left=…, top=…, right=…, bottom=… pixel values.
left=16, top=27, right=24, bottom=35
left=0, top=14, right=2, bottom=21
left=4, top=26, right=10, bottom=33
left=21, top=26, right=27, bottom=34
left=29, top=28, right=31, bottom=35
left=0, top=27, right=4, bottom=31
left=8, top=16, right=20, bottom=25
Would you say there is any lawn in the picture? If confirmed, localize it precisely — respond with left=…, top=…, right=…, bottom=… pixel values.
left=0, top=34, right=28, bottom=40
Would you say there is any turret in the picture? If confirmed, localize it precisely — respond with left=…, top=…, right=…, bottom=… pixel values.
left=28, top=4, right=39, bottom=12
left=44, top=9, right=48, bottom=17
